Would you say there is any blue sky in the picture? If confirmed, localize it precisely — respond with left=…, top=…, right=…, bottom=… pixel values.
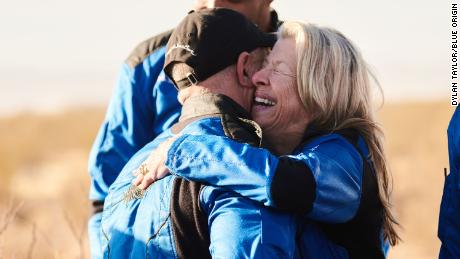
left=0, top=0, right=448, bottom=114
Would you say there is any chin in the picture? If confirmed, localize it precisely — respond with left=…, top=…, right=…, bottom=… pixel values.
left=251, top=114, right=268, bottom=129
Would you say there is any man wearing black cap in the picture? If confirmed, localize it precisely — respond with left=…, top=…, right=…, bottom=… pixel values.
left=87, top=2, right=280, bottom=257
left=100, top=8, right=295, bottom=258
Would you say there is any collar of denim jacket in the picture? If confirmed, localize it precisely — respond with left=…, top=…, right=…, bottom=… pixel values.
left=179, top=92, right=251, bottom=122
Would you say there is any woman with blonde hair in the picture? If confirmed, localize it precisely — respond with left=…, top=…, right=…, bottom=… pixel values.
left=135, top=20, right=399, bottom=258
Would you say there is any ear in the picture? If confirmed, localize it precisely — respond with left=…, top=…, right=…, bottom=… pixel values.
left=236, top=52, right=252, bottom=88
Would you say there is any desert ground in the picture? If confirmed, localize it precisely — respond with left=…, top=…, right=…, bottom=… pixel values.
left=0, top=101, right=455, bottom=258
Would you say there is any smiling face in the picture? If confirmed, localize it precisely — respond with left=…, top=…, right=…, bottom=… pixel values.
left=251, top=38, right=311, bottom=140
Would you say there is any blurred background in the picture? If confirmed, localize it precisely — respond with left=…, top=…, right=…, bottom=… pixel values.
left=0, top=0, right=453, bottom=258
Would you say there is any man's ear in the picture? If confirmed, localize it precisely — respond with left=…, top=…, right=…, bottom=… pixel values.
left=236, top=52, right=252, bottom=88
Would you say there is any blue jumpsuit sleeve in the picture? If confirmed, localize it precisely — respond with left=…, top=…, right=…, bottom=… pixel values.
left=88, top=48, right=171, bottom=201
left=165, top=133, right=363, bottom=223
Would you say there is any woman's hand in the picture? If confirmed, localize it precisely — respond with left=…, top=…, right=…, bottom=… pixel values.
left=131, top=136, right=177, bottom=190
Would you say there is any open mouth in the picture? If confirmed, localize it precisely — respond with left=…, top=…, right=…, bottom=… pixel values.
left=254, top=96, right=276, bottom=107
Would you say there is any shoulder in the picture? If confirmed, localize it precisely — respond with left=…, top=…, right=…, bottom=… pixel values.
left=176, top=116, right=261, bottom=146
left=110, top=130, right=173, bottom=188
left=220, top=115, right=262, bottom=147
left=125, top=29, right=173, bottom=68
left=172, top=117, right=225, bottom=137
left=295, top=132, right=365, bottom=175
left=449, top=107, right=460, bottom=175
left=450, top=107, right=460, bottom=138
left=302, top=133, right=362, bottom=159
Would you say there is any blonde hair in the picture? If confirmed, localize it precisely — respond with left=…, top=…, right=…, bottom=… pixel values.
left=279, top=21, right=399, bottom=245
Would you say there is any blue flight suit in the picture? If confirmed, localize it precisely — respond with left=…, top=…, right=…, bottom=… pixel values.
left=164, top=128, right=389, bottom=258
left=88, top=11, right=283, bottom=257
left=100, top=93, right=297, bottom=258
left=439, top=106, right=460, bottom=259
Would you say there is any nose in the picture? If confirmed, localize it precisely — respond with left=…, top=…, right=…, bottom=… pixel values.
left=251, top=67, right=269, bottom=88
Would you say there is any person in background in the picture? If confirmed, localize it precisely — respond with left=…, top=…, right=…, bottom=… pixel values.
left=87, top=1, right=280, bottom=257
left=439, top=106, right=460, bottom=259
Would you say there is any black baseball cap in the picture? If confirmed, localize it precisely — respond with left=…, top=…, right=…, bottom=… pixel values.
left=164, top=8, right=277, bottom=90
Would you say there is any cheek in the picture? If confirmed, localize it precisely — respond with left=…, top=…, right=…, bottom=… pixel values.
left=277, top=81, right=300, bottom=110
left=274, top=82, right=307, bottom=122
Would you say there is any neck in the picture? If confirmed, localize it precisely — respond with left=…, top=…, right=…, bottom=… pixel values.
left=217, top=86, right=252, bottom=112
left=266, top=135, right=303, bottom=156
left=263, top=125, right=307, bottom=156
left=178, top=85, right=211, bottom=104
left=259, top=10, right=272, bottom=32
left=179, top=83, right=251, bottom=112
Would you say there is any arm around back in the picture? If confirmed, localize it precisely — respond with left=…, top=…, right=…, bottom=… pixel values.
left=165, top=133, right=364, bottom=223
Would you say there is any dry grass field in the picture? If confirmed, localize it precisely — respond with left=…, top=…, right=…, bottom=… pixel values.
left=0, top=101, right=455, bottom=258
